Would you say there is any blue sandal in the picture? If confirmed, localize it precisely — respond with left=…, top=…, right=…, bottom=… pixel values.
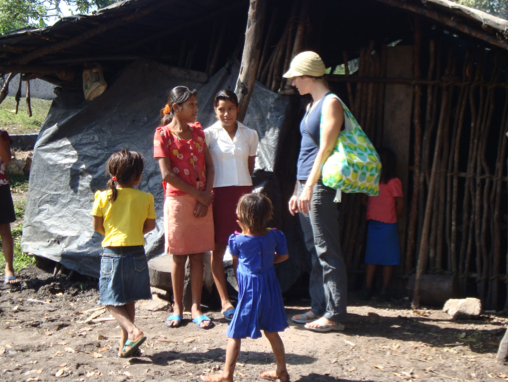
left=165, top=314, right=182, bottom=328
left=192, top=315, right=214, bottom=329
left=222, top=308, right=236, bottom=321
left=121, top=336, right=146, bottom=358
left=4, top=276, right=19, bottom=285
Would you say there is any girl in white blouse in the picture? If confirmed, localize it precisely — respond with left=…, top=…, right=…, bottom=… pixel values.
left=205, top=89, right=259, bottom=320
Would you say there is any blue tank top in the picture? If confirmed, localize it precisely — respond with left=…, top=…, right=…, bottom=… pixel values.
left=297, top=95, right=328, bottom=180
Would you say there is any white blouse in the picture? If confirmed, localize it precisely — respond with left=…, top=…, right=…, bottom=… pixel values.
left=205, top=120, right=259, bottom=188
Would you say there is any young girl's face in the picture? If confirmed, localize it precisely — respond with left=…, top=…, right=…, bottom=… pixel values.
left=215, top=99, right=238, bottom=129
left=174, top=95, right=198, bottom=123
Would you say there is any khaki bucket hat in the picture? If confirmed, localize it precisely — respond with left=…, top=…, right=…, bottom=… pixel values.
left=283, top=51, right=326, bottom=78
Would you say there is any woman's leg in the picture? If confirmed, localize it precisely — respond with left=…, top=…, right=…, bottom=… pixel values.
left=189, top=252, right=211, bottom=328
left=382, top=265, right=393, bottom=293
left=365, top=264, right=377, bottom=290
left=168, top=255, right=187, bottom=326
left=211, top=244, right=234, bottom=315
left=0, top=223, right=16, bottom=283
left=261, top=331, right=289, bottom=381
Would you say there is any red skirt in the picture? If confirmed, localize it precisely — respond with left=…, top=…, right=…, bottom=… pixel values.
left=213, top=186, right=252, bottom=245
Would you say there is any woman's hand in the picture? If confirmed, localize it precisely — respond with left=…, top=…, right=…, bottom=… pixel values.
left=288, top=195, right=299, bottom=216
left=197, top=190, right=214, bottom=207
left=194, top=201, right=209, bottom=218
left=297, top=185, right=313, bottom=214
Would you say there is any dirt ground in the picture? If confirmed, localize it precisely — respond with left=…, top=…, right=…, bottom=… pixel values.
left=1, top=266, right=508, bottom=382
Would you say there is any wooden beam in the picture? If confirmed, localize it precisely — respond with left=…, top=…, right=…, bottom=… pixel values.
left=114, top=1, right=248, bottom=54
left=373, top=0, right=508, bottom=50
left=235, top=0, right=267, bottom=122
left=0, top=65, right=74, bottom=81
left=9, top=0, right=168, bottom=65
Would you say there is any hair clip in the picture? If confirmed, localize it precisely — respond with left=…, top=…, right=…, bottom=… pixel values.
left=163, top=104, right=171, bottom=115
left=112, top=176, right=117, bottom=182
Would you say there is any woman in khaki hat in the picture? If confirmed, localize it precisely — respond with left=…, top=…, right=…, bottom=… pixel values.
left=285, top=51, right=348, bottom=332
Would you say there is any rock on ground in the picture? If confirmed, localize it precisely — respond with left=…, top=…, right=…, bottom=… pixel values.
left=443, top=297, right=482, bottom=319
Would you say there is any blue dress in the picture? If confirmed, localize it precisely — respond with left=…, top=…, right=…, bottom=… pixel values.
left=227, top=229, right=289, bottom=339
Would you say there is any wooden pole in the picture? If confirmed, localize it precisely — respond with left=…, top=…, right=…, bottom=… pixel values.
left=257, top=7, right=279, bottom=80
left=235, top=0, right=267, bottom=123
left=291, top=0, right=310, bottom=59
left=208, top=19, right=227, bottom=76
left=14, top=76, right=21, bottom=115
left=405, top=18, right=423, bottom=274
left=0, top=73, right=15, bottom=105
left=412, top=76, right=452, bottom=309
left=25, top=80, right=31, bottom=118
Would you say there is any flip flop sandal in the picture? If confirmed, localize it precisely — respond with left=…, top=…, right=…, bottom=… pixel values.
left=222, top=308, right=236, bottom=321
left=164, top=314, right=182, bottom=328
left=192, top=315, right=214, bottom=329
left=3, top=276, right=19, bottom=285
left=291, top=312, right=318, bottom=324
left=121, top=335, right=146, bottom=358
left=304, top=320, right=345, bottom=333
left=259, top=370, right=290, bottom=382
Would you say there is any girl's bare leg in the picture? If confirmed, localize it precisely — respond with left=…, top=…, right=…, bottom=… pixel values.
left=201, top=338, right=241, bottom=382
left=261, top=331, right=289, bottom=381
left=107, top=305, right=143, bottom=351
left=118, top=302, right=136, bottom=355
left=189, top=253, right=211, bottom=328
left=382, top=265, right=393, bottom=293
left=0, top=223, right=16, bottom=283
left=169, top=255, right=187, bottom=326
left=211, top=244, right=234, bottom=314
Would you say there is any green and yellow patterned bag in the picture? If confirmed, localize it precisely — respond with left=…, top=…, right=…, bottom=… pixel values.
left=320, top=94, right=381, bottom=200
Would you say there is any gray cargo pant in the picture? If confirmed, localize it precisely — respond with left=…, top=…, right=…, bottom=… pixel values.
left=297, top=180, right=348, bottom=322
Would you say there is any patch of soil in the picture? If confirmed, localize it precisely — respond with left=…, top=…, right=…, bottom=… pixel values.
left=1, top=265, right=508, bottom=381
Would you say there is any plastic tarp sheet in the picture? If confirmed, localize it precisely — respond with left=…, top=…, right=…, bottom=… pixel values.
left=22, top=59, right=303, bottom=290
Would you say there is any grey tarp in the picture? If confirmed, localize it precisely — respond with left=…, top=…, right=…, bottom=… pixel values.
left=22, top=59, right=303, bottom=291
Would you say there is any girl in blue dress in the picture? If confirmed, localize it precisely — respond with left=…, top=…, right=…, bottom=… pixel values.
left=202, top=193, right=290, bottom=382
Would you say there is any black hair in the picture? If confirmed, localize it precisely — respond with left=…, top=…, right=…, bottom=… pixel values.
left=378, top=147, right=396, bottom=184
left=213, top=89, right=239, bottom=107
left=160, top=86, right=198, bottom=126
left=106, top=148, right=144, bottom=202
left=236, top=193, right=274, bottom=233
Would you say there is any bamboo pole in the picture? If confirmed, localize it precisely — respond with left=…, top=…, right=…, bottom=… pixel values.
left=412, top=71, right=453, bottom=309
left=235, top=0, right=267, bottom=123
left=405, top=18, right=422, bottom=274
left=25, top=80, right=31, bottom=118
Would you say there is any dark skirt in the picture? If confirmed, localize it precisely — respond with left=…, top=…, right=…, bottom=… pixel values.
left=213, top=185, right=252, bottom=246
left=98, top=246, right=152, bottom=306
left=0, top=184, right=15, bottom=225
left=364, top=220, right=401, bottom=266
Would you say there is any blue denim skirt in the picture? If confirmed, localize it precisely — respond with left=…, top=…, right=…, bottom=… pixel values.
left=98, top=246, right=152, bottom=306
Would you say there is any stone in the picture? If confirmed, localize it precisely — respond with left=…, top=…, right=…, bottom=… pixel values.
left=137, top=295, right=170, bottom=312
left=443, top=298, right=482, bottom=319
left=150, top=287, right=168, bottom=299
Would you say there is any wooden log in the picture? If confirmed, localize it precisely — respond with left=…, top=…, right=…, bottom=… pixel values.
left=290, top=0, right=309, bottom=59
left=407, top=274, right=458, bottom=307
left=405, top=18, right=422, bottom=274
left=14, top=77, right=21, bottom=115
left=0, top=73, right=15, bottom=105
left=450, top=51, right=472, bottom=276
left=376, top=45, right=388, bottom=147
left=412, top=75, right=452, bottom=309
left=235, top=0, right=267, bottom=123
left=25, top=80, right=31, bottom=118
left=257, top=7, right=279, bottom=80
left=343, top=51, right=355, bottom=108
left=208, top=19, right=227, bottom=76
left=491, top=83, right=508, bottom=311
left=372, top=0, right=508, bottom=51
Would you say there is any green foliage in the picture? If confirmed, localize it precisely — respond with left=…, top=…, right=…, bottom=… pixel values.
left=0, top=96, right=52, bottom=135
left=0, top=0, right=116, bottom=35
left=454, top=0, right=508, bottom=18
left=9, top=175, right=30, bottom=194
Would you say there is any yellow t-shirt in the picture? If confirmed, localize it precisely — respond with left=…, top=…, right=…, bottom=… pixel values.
left=92, top=188, right=156, bottom=247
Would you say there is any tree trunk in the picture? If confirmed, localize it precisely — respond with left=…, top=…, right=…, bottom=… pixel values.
left=235, top=0, right=267, bottom=122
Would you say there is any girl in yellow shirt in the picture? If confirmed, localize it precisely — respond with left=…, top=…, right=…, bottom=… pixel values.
left=92, top=149, right=156, bottom=357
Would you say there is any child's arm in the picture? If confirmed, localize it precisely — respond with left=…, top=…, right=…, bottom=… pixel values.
left=143, top=219, right=156, bottom=234
left=274, top=252, right=289, bottom=264
left=395, top=197, right=404, bottom=216
left=92, top=216, right=105, bottom=235
left=0, top=134, right=11, bottom=165
left=194, top=145, right=215, bottom=218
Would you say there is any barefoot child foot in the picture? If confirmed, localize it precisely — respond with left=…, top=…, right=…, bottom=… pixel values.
left=259, top=370, right=290, bottom=382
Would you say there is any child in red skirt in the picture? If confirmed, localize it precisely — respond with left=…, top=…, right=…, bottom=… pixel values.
left=204, top=89, right=259, bottom=321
